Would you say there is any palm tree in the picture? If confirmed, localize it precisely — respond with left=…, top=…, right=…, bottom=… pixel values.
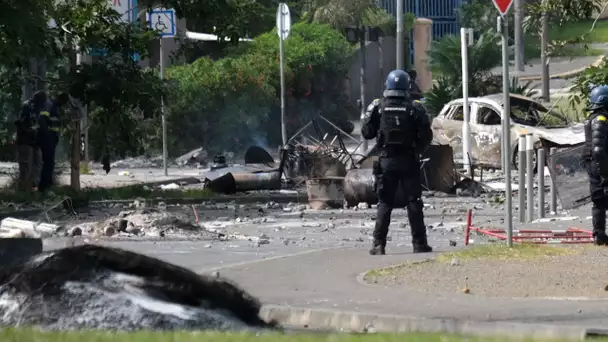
left=428, top=30, right=502, bottom=89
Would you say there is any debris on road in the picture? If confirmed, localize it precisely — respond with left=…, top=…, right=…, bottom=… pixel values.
left=205, top=169, right=282, bottom=194
left=244, top=145, right=275, bottom=165
left=111, top=155, right=165, bottom=169
left=354, top=144, right=457, bottom=194
left=306, top=177, right=344, bottom=210
left=175, top=147, right=208, bottom=167
left=0, top=217, right=61, bottom=238
left=0, top=245, right=276, bottom=331
left=70, top=209, right=221, bottom=239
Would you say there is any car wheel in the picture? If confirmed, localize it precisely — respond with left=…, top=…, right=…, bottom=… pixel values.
left=512, top=144, right=538, bottom=173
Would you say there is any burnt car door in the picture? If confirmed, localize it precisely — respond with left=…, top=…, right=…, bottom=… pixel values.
left=431, top=102, right=471, bottom=163
left=469, top=103, right=503, bottom=168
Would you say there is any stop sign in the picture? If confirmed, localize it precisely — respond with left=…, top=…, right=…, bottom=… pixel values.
left=493, top=0, right=513, bottom=15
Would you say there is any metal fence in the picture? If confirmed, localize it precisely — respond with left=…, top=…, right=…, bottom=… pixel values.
left=379, top=0, right=463, bottom=65
left=547, top=145, right=590, bottom=210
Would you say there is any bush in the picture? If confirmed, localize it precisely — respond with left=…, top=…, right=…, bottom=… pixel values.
left=166, top=22, right=355, bottom=156
left=425, top=30, right=534, bottom=116
left=568, top=58, right=608, bottom=122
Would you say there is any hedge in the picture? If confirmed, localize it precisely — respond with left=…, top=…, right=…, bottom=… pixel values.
left=166, top=22, right=355, bottom=156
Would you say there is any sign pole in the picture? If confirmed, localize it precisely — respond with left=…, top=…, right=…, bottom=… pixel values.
left=493, top=0, right=514, bottom=247
left=279, top=11, right=286, bottom=146
left=499, top=15, right=513, bottom=247
left=160, top=37, right=168, bottom=176
left=461, top=27, right=472, bottom=177
left=148, top=8, right=175, bottom=176
left=276, top=3, right=290, bottom=147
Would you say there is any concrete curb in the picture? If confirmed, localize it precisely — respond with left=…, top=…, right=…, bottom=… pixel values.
left=519, top=55, right=605, bottom=81
left=259, top=304, right=600, bottom=340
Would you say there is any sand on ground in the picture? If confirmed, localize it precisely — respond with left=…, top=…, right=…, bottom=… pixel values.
left=365, top=246, right=608, bottom=298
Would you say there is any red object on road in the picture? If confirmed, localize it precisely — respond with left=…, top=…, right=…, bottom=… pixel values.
left=464, top=209, right=593, bottom=245
left=492, top=0, right=513, bottom=16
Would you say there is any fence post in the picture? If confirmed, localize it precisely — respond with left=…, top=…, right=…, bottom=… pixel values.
left=518, top=135, right=526, bottom=223
left=537, top=148, right=545, bottom=218
left=526, top=134, right=534, bottom=223
left=549, top=147, right=557, bottom=214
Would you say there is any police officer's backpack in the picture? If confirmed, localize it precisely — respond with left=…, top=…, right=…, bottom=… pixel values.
left=378, top=100, right=416, bottom=148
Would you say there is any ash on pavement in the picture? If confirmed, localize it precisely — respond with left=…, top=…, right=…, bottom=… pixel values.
left=0, top=245, right=275, bottom=331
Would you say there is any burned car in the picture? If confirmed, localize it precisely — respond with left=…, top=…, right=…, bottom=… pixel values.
left=431, top=94, right=584, bottom=170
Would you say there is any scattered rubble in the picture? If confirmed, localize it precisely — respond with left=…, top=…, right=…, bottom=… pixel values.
left=0, top=218, right=61, bottom=239
left=69, top=209, right=221, bottom=239
left=110, top=155, right=165, bottom=169
left=175, top=147, right=208, bottom=167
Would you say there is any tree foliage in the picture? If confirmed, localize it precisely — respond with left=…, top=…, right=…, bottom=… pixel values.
left=424, top=31, right=533, bottom=116
left=0, top=0, right=56, bottom=69
left=302, top=0, right=406, bottom=34
left=569, top=59, right=608, bottom=122
left=159, top=0, right=282, bottom=44
left=166, top=22, right=354, bottom=156
left=49, top=0, right=166, bottom=161
left=0, top=0, right=168, bottom=163
left=524, top=0, right=600, bottom=55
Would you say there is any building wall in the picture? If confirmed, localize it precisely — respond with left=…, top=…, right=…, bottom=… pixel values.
left=347, top=37, right=399, bottom=106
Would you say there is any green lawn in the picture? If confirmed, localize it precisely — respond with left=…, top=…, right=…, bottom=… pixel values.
left=0, top=183, right=215, bottom=209
left=550, top=19, right=608, bottom=43
left=0, top=329, right=593, bottom=342
left=522, top=19, right=608, bottom=59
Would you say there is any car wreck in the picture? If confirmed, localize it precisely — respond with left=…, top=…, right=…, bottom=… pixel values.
left=431, top=94, right=585, bottom=170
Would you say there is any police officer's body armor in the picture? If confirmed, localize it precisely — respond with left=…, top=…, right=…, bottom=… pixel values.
left=41, top=100, right=62, bottom=134
left=583, top=112, right=608, bottom=176
left=378, top=97, right=415, bottom=151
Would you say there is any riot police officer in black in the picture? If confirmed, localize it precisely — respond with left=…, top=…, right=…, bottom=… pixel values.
left=361, top=69, right=433, bottom=255
left=583, top=85, right=608, bottom=245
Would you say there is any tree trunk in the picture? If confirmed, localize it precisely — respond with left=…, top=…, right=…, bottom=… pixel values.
left=71, top=120, right=81, bottom=191
left=69, top=51, right=81, bottom=191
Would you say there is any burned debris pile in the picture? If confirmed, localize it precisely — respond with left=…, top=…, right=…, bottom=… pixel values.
left=0, top=245, right=276, bottom=331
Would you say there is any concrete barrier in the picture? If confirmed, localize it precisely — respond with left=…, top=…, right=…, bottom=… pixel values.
left=260, top=305, right=594, bottom=340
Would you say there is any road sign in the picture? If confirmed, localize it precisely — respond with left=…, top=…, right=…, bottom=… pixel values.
left=147, top=9, right=176, bottom=38
left=110, top=0, right=131, bottom=23
left=276, top=3, right=291, bottom=40
left=493, top=0, right=513, bottom=16
left=276, top=3, right=291, bottom=145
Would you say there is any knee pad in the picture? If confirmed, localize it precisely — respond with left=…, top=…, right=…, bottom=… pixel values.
left=406, top=198, right=423, bottom=212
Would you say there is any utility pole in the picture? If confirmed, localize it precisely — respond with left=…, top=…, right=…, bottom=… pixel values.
left=396, top=0, right=404, bottom=70
left=359, top=26, right=368, bottom=153
left=514, top=0, right=524, bottom=71
left=540, top=0, right=550, bottom=101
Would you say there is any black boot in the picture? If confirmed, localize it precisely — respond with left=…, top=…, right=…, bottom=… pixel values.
left=413, top=244, right=433, bottom=253
left=594, top=231, right=608, bottom=246
left=412, top=236, right=433, bottom=253
left=369, top=240, right=386, bottom=255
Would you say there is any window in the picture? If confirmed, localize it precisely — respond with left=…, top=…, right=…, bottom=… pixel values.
left=477, top=106, right=501, bottom=125
left=447, top=105, right=471, bottom=121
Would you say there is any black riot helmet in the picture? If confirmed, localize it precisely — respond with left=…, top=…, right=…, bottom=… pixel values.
left=589, top=85, right=608, bottom=111
left=31, top=91, right=48, bottom=109
left=383, top=69, right=410, bottom=98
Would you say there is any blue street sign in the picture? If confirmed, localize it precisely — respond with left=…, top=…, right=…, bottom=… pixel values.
left=147, top=9, right=176, bottom=38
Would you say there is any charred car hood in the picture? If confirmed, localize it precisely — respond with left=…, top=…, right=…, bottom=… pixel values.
left=514, top=123, right=585, bottom=146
